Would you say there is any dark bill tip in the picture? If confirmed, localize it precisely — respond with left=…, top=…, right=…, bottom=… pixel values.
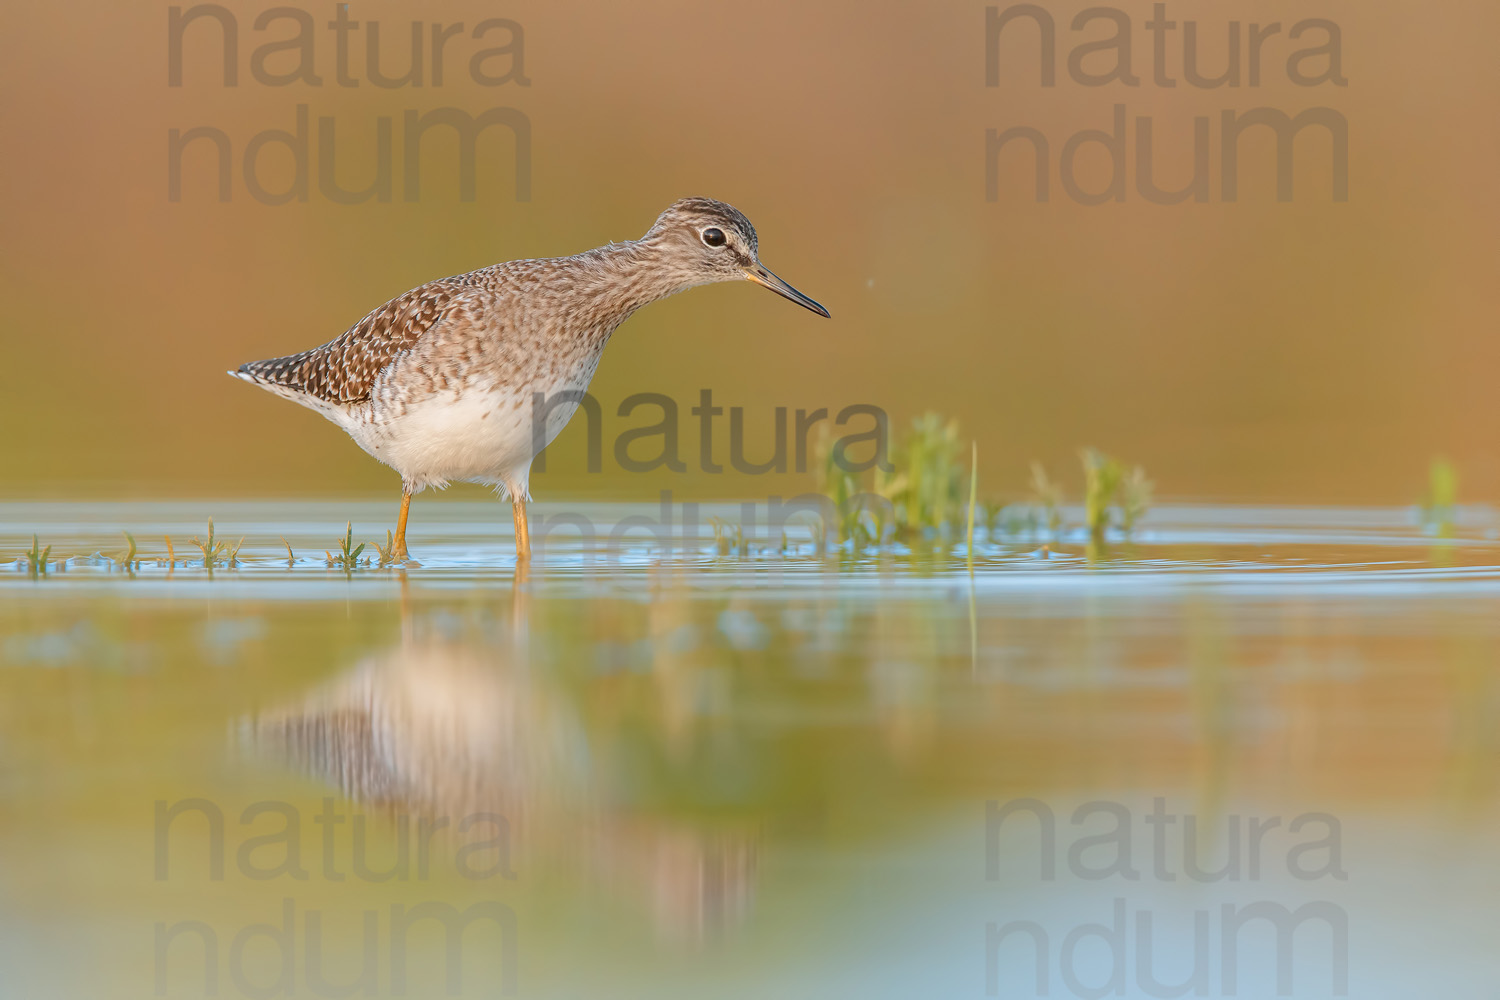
left=744, top=264, right=830, bottom=318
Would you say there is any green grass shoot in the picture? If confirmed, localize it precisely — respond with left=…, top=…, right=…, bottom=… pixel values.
left=374, top=530, right=399, bottom=566
left=1078, top=449, right=1153, bottom=543
left=881, top=412, right=964, bottom=538
left=810, top=415, right=1154, bottom=554
left=190, top=518, right=241, bottom=569
left=115, top=532, right=138, bottom=572
left=326, top=522, right=366, bottom=571
left=25, top=535, right=50, bottom=576
left=1420, top=457, right=1458, bottom=538
left=816, top=425, right=863, bottom=545
left=1028, top=461, right=1064, bottom=537
left=966, top=441, right=978, bottom=576
left=820, top=412, right=969, bottom=545
left=1118, top=465, right=1154, bottom=535
left=1081, top=449, right=1123, bottom=541
left=708, top=517, right=745, bottom=557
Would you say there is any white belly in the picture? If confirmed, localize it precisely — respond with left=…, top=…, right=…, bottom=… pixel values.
left=344, top=386, right=583, bottom=497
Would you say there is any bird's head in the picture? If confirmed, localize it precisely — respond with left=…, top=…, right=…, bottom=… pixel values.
left=639, top=197, right=830, bottom=317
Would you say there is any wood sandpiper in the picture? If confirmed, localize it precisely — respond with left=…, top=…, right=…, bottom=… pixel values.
left=231, top=198, right=829, bottom=562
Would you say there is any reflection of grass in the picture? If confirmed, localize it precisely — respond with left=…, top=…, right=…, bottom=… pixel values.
left=326, top=522, right=366, bottom=571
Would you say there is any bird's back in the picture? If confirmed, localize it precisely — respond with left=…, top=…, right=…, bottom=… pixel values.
left=233, top=274, right=482, bottom=406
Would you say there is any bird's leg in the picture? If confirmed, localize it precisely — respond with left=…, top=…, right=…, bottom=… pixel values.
left=393, top=487, right=413, bottom=562
left=511, top=495, right=532, bottom=561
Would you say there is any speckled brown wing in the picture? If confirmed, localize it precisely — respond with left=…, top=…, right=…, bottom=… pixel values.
left=236, top=279, right=477, bottom=405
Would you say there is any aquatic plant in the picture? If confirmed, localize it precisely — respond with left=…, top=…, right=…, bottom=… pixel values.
left=966, top=441, right=978, bottom=575
left=280, top=537, right=296, bottom=567
left=878, top=412, right=965, bottom=538
left=806, top=514, right=828, bottom=557
left=985, top=502, right=1040, bottom=539
left=115, top=532, right=138, bottom=572
left=708, top=517, right=730, bottom=556
left=816, top=425, right=864, bottom=545
left=819, top=412, right=969, bottom=546
left=1419, top=457, right=1458, bottom=538
left=191, top=518, right=242, bottom=569
left=978, top=501, right=1001, bottom=538
left=708, top=517, right=746, bottom=557
left=1118, top=464, right=1154, bottom=535
left=809, top=416, right=1157, bottom=554
left=326, top=522, right=366, bottom=571
left=1028, top=461, right=1064, bottom=537
left=1080, top=449, right=1123, bottom=540
left=967, top=444, right=980, bottom=671
left=1079, top=449, right=1152, bottom=541
left=24, top=535, right=50, bottom=576
left=163, top=536, right=175, bottom=568
left=373, top=530, right=400, bottom=567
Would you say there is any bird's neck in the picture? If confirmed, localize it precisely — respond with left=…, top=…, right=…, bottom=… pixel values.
left=558, top=238, right=703, bottom=333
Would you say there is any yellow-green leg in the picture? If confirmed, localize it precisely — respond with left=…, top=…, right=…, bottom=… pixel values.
left=393, top=488, right=413, bottom=561
left=512, top=496, right=531, bottom=561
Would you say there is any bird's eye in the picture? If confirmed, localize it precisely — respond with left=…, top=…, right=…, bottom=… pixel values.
left=701, top=227, right=727, bottom=248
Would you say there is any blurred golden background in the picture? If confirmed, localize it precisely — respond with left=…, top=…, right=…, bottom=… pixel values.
left=2, top=0, right=1496, bottom=503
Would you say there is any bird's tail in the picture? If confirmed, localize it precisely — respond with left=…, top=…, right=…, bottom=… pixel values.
left=230, top=351, right=314, bottom=388
left=227, top=352, right=341, bottom=413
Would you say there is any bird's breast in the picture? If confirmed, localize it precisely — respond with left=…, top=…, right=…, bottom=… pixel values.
left=353, top=327, right=611, bottom=485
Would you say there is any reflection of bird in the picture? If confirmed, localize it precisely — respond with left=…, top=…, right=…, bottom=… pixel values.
left=245, top=644, right=583, bottom=824
left=243, top=640, right=760, bottom=941
left=231, top=199, right=829, bottom=562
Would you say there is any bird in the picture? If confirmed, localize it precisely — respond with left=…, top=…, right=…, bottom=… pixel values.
left=230, top=198, right=829, bottom=563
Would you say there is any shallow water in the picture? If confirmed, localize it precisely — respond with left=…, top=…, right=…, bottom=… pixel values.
left=3, top=501, right=1499, bottom=998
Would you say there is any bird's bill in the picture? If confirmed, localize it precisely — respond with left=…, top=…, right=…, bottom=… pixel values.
left=744, top=264, right=830, bottom=318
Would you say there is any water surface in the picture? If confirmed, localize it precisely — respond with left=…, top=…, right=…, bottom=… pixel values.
left=3, top=502, right=1498, bottom=998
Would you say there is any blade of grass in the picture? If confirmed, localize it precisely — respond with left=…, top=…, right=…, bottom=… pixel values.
left=966, top=441, right=978, bottom=577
